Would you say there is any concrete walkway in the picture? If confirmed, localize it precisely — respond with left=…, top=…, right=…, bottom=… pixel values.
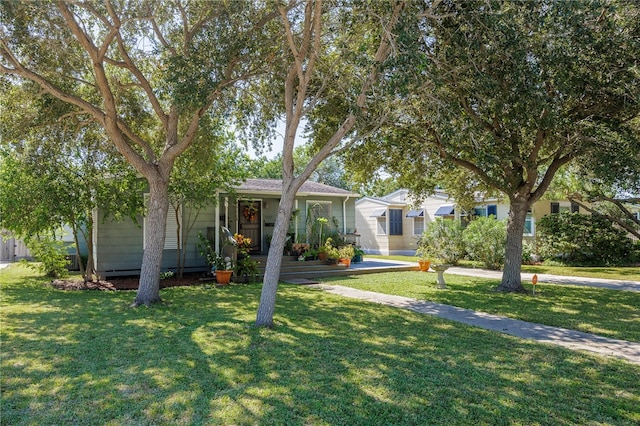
left=311, top=283, right=640, bottom=364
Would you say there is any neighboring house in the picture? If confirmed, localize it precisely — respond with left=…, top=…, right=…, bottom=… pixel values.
left=0, top=230, right=31, bottom=261
left=355, top=189, right=582, bottom=256
left=0, top=226, right=86, bottom=267
left=93, top=179, right=359, bottom=278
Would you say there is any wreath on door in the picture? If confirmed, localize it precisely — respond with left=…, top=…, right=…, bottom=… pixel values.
left=242, top=204, right=259, bottom=222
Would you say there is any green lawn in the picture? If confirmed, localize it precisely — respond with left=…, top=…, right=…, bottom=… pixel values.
left=323, top=271, right=640, bottom=342
left=2, top=264, right=639, bottom=425
left=366, top=255, right=640, bottom=282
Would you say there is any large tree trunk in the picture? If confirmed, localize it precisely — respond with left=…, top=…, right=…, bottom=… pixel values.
left=496, top=198, right=530, bottom=293
left=255, top=192, right=296, bottom=327
left=133, top=177, right=169, bottom=306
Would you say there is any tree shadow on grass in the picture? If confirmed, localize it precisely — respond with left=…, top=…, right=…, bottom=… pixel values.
left=1, top=273, right=639, bottom=425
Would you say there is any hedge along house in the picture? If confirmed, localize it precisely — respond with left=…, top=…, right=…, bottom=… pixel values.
left=93, top=178, right=359, bottom=278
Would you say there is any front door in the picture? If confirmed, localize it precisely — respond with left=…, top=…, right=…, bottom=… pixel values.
left=238, top=201, right=262, bottom=253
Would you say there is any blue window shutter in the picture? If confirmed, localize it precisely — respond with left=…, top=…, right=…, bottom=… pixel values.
left=488, top=205, right=497, bottom=217
left=389, top=209, right=403, bottom=235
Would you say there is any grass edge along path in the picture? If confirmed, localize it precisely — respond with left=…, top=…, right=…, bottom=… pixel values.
left=320, top=271, right=640, bottom=343
left=366, top=255, right=640, bottom=282
left=313, top=283, right=640, bottom=364
left=1, top=264, right=639, bottom=425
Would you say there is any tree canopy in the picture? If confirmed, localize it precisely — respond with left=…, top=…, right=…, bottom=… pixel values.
left=1, top=1, right=284, bottom=304
left=0, top=80, right=143, bottom=281
left=348, top=0, right=640, bottom=291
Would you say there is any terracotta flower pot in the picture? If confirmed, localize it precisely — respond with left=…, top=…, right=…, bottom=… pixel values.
left=339, top=258, right=351, bottom=268
left=418, top=260, right=431, bottom=272
left=216, top=270, right=233, bottom=285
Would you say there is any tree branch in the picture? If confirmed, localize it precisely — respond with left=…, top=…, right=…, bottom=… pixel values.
left=568, top=197, right=640, bottom=239
left=530, top=152, right=576, bottom=203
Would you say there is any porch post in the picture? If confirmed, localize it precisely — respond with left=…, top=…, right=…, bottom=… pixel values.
left=224, top=197, right=229, bottom=229
left=214, top=191, right=220, bottom=254
left=294, top=199, right=299, bottom=243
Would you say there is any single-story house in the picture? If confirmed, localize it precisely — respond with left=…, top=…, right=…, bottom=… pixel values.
left=93, top=178, right=359, bottom=278
left=355, top=188, right=585, bottom=256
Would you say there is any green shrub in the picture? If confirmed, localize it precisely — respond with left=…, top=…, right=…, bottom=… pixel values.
left=23, top=234, right=69, bottom=278
left=537, top=212, right=634, bottom=266
left=417, top=218, right=465, bottom=265
left=522, top=241, right=536, bottom=264
left=463, top=217, right=507, bottom=270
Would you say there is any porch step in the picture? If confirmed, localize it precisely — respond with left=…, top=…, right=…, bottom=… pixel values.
left=248, top=255, right=418, bottom=280
left=251, top=255, right=348, bottom=276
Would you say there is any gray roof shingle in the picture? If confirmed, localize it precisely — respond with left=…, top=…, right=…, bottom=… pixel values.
left=234, top=178, right=358, bottom=197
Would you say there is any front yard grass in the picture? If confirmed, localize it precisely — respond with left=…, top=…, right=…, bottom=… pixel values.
left=322, top=271, right=640, bottom=342
left=366, top=254, right=640, bottom=282
left=1, top=264, right=639, bottom=425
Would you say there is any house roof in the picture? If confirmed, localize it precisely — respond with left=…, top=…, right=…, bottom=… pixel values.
left=355, top=196, right=405, bottom=207
left=233, top=178, right=359, bottom=197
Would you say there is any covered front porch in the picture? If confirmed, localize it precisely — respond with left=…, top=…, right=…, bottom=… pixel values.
left=211, top=179, right=361, bottom=256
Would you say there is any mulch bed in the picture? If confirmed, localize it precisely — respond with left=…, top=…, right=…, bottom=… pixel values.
left=51, top=273, right=208, bottom=291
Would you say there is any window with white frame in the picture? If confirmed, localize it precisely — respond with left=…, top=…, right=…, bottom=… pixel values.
left=524, top=213, right=534, bottom=236
left=377, top=217, right=387, bottom=235
left=369, top=208, right=387, bottom=235
left=406, top=209, right=424, bottom=235
left=474, top=205, right=497, bottom=218
left=307, top=201, right=332, bottom=222
left=413, top=217, right=424, bottom=235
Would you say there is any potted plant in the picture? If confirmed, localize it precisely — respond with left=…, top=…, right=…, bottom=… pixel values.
left=415, top=246, right=431, bottom=272
left=235, top=255, right=259, bottom=283
left=211, top=255, right=233, bottom=285
left=320, top=238, right=339, bottom=263
left=338, top=245, right=355, bottom=268
left=198, top=232, right=232, bottom=284
left=292, top=243, right=310, bottom=260
left=304, top=247, right=319, bottom=261
left=318, top=244, right=328, bottom=261
left=352, top=247, right=364, bottom=263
